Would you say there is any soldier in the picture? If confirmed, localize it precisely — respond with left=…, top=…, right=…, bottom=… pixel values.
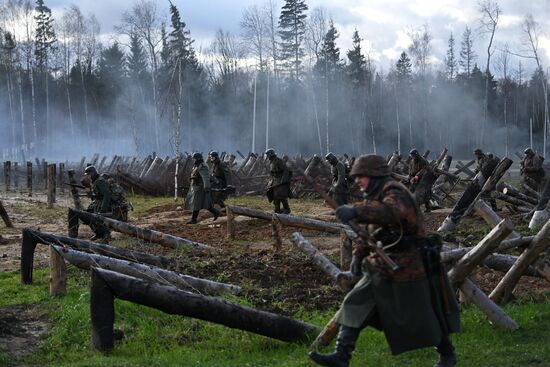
left=208, top=151, right=232, bottom=208
left=309, top=154, right=460, bottom=367
left=265, top=148, right=292, bottom=214
left=407, top=149, right=429, bottom=192
left=473, top=148, right=499, bottom=211
left=84, top=165, right=112, bottom=241
left=325, top=152, right=349, bottom=206
left=185, top=152, right=220, bottom=224
left=520, top=148, right=545, bottom=192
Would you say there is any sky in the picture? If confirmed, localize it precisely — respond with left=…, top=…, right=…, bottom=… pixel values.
left=39, top=0, right=550, bottom=76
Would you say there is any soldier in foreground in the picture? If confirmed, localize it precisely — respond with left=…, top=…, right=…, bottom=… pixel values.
left=208, top=151, right=232, bottom=208
left=185, top=152, right=220, bottom=224
left=83, top=165, right=113, bottom=241
left=309, top=155, right=460, bottom=367
left=265, top=148, right=292, bottom=214
left=520, top=148, right=545, bottom=192
left=325, top=152, right=348, bottom=206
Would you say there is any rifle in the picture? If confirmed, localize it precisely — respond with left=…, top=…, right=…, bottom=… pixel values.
left=298, top=168, right=398, bottom=272
left=64, top=182, right=88, bottom=190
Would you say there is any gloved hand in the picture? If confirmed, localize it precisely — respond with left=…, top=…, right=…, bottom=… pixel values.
left=350, top=256, right=363, bottom=276
left=335, top=205, right=357, bottom=223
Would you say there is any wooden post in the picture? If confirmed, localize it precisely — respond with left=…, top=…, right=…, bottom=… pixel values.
left=13, top=162, right=19, bottom=190
left=271, top=213, right=283, bottom=251
left=4, top=161, right=11, bottom=191
left=49, top=245, right=67, bottom=296
left=59, top=163, right=65, bottom=194
left=474, top=200, right=520, bottom=239
left=26, top=161, right=32, bottom=197
left=67, top=170, right=83, bottom=210
left=43, top=160, right=48, bottom=190
left=226, top=206, right=235, bottom=240
left=490, top=219, right=550, bottom=304
left=0, top=200, right=14, bottom=228
left=340, top=230, right=352, bottom=271
left=47, top=164, right=56, bottom=209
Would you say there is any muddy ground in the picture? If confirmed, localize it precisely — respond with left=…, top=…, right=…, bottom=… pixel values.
left=1, top=191, right=549, bottom=363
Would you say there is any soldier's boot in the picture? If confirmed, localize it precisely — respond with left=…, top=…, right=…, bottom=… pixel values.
left=282, top=199, right=291, bottom=215
left=209, top=207, right=220, bottom=221
left=434, top=336, right=456, bottom=367
left=186, top=211, right=199, bottom=224
left=308, top=326, right=359, bottom=367
left=273, top=200, right=282, bottom=214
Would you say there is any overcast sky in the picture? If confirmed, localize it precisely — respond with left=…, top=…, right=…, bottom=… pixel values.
left=46, top=0, right=550, bottom=76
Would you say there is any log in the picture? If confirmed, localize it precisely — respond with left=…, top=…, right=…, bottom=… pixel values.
left=460, top=278, right=518, bottom=330
left=4, top=161, right=11, bottom=191
left=228, top=205, right=352, bottom=236
left=47, top=164, right=56, bottom=209
left=534, top=260, right=550, bottom=282
left=434, top=148, right=448, bottom=168
left=521, top=183, right=540, bottom=200
left=271, top=213, right=283, bottom=251
left=20, top=228, right=175, bottom=282
left=67, top=170, right=83, bottom=210
left=13, top=162, right=18, bottom=189
left=291, top=232, right=353, bottom=290
left=442, top=249, right=541, bottom=277
left=529, top=177, right=550, bottom=229
left=68, top=209, right=212, bottom=251
left=26, top=161, right=32, bottom=197
left=340, top=230, right=352, bottom=272
left=448, top=219, right=514, bottom=286
left=491, top=192, right=534, bottom=210
left=49, top=245, right=67, bottom=296
left=474, top=200, right=520, bottom=239
left=59, top=163, right=65, bottom=194
left=490, top=218, right=550, bottom=304
left=0, top=200, right=14, bottom=228
left=91, top=268, right=318, bottom=352
left=226, top=206, right=235, bottom=239
left=51, top=245, right=240, bottom=296
left=453, top=160, right=476, bottom=178
left=500, top=184, right=538, bottom=205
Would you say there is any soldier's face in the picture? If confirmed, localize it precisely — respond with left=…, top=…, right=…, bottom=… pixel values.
left=355, top=176, right=370, bottom=192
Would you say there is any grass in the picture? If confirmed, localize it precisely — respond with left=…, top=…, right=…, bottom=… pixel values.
left=1, top=267, right=550, bottom=367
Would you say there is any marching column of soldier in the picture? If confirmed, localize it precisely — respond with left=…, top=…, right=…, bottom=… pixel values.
left=64, top=146, right=548, bottom=367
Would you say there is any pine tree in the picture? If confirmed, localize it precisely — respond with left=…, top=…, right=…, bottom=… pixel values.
left=34, top=0, right=56, bottom=70
left=395, top=51, right=412, bottom=83
left=459, top=27, right=476, bottom=77
left=166, top=1, right=198, bottom=72
left=346, top=29, right=366, bottom=88
left=278, top=0, right=308, bottom=80
left=444, top=32, right=458, bottom=81
left=127, top=32, right=148, bottom=82
left=315, top=20, right=342, bottom=76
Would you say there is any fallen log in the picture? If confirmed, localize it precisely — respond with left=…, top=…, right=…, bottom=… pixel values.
left=442, top=249, right=541, bottom=277
left=448, top=219, right=514, bottom=287
left=227, top=205, right=352, bottom=236
left=490, top=218, right=550, bottom=304
left=68, top=209, right=212, bottom=251
left=473, top=200, right=519, bottom=239
left=500, top=183, right=538, bottom=205
left=491, top=192, right=534, bottom=210
left=291, top=232, right=354, bottom=290
left=459, top=278, right=518, bottom=330
left=51, top=245, right=240, bottom=296
left=90, top=268, right=318, bottom=351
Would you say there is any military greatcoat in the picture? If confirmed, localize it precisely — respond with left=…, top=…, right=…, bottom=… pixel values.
left=186, top=162, right=213, bottom=211
left=334, top=177, right=460, bottom=355
left=267, top=156, right=292, bottom=201
left=330, top=161, right=349, bottom=205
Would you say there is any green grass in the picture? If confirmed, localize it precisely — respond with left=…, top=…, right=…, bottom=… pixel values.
left=1, top=268, right=550, bottom=367
left=126, top=195, right=177, bottom=217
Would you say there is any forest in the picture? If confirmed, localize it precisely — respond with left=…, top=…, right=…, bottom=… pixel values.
left=0, top=0, right=548, bottom=160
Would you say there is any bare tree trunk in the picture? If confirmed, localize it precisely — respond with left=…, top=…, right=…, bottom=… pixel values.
left=17, top=70, right=26, bottom=147
left=29, top=68, right=37, bottom=143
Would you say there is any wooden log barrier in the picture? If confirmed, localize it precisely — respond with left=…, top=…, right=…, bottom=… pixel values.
left=340, top=230, right=352, bottom=272
left=47, top=164, right=56, bottom=209
left=490, top=218, right=550, bottom=304
left=291, top=232, right=354, bottom=291
left=67, top=170, right=83, bottom=210
left=474, top=200, right=520, bottom=239
left=20, top=228, right=176, bottom=284
left=271, top=213, right=283, bottom=251
left=59, top=163, right=65, bottom=194
left=90, top=268, right=318, bottom=351
left=49, top=245, right=67, bottom=296
left=13, top=162, right=18, bottom=190
left=68, top=208, right=212, bottom=251
left=51, top=245, right=240, bottom=296
left=0, top=200, right=14, bottom=228
left=4, top=161, right=11, bottom=191
left=226, top=206, right=235, bottom=239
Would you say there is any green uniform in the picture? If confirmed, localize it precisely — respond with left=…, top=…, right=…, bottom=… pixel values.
left=334, top=177, right=460, bottom=355
left=185, top=162, right=213, bottom=211
left=86, top=175, right=113, bottom=239
left=329, top=161, right=348, bottom=206
left=209, top=159, right=231, bottom=207
left=267, top=156, right=291, bottom=201
left=521, top=154, right=545, bottom=192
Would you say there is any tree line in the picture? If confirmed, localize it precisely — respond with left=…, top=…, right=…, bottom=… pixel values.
left=0, top=0, right=548, bottom=160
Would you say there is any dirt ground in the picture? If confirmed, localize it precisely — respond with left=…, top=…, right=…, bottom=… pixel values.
left=1, top=190, right=549, bottom=362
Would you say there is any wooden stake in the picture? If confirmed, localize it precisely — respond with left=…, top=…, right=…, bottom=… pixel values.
left=26, top=161, right=32, bottom=197
left=226, top=206, right=235, bottom=240
left=271, top=213, right=283, bottom=251
left=47, top=164, right=56, bottom=209
left=0, top=200, right=14, bottom=228
left=340, top=230, right=352, bottom=271
left=49, top=245, right=67, bottom=296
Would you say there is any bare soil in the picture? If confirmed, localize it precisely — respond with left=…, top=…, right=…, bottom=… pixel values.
left=0, top=304, right=49, bottom=360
